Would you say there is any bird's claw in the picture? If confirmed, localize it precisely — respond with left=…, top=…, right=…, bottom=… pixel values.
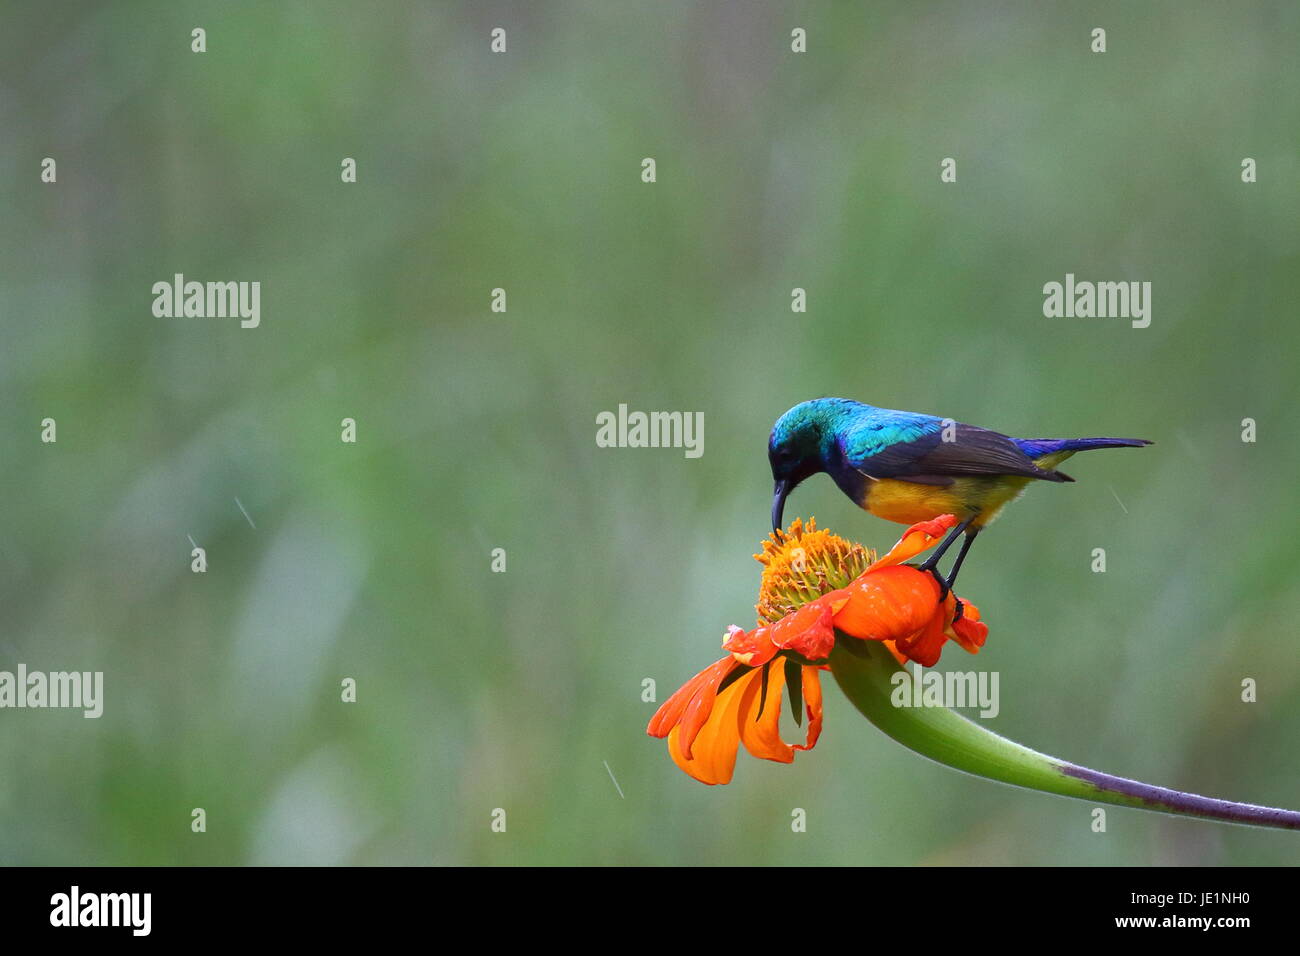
left=924, top=565, right=949, bottom=601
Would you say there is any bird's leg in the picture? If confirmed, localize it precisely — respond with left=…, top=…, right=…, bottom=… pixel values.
left=944, top=529, right=978, bottom=591
left=916, top=515, right=975, bottom=597
left=943, top=529, right=980, bottom=617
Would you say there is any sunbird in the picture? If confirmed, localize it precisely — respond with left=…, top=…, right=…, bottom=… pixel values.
left=769, top=398, right=1151, bottom=594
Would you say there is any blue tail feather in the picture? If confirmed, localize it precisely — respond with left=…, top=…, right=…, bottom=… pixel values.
left=1014, top=437, right=1153, bottom=458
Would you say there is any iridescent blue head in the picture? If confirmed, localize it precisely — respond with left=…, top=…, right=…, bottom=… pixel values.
left=769, top=398, right=860, bottom=530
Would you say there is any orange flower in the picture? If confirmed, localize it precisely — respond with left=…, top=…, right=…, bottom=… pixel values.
left=726, top=514, right=987, bottom=669
left=828, top=515, right=989, bottom=666
left=647, top=515, right=989, bottom=784
left=645, top=654, right=823, bottom=786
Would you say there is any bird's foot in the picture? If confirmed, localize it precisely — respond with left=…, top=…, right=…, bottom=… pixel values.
left=951, top=596, right=965, bottom=623
left=923, top=565, right=950, bottom=601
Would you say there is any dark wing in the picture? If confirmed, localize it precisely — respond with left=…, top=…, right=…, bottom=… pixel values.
left=843, top=419, right=1070, bottom=484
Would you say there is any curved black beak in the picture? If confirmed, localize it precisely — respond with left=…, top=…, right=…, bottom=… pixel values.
left=771, top=479, right=790, bottom=532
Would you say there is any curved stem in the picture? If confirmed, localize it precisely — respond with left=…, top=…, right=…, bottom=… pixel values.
left=828, top=638, right=1300, bottom=830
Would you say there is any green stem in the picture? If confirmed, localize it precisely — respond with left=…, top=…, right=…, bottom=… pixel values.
left=828, top=637, right=1300, bottom=830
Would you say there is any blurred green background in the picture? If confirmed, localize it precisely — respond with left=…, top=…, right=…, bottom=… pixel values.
left=1, top=0, right=1297, bottom=865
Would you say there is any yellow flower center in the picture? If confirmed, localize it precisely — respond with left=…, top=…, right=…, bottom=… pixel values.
left=754, top=518, right=875, bottom=625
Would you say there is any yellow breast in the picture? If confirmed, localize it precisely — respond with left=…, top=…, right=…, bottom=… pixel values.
left=862, top=476, right=1033, bottom=528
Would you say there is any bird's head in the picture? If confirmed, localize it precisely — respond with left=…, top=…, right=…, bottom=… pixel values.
left=769, top=399, right=851, bottom=531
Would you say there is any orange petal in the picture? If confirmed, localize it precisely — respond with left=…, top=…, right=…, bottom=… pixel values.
left=769, top=597, right=838, bottom=662
left=833, top=565, right=942, bottom=643
left=722, top=623, right=778, bottom=667
left=794, top=666, right=823, bottom=752
left=737, top=663, right=795, bottom=764
left=646, top=656, right=737, bottom=750
left=666, top=672, right=749, bottom=785
left=948, top=600, right=989, bottom=653
left=869, top=514, right=958, bottom=570
left=895, top=610, right=948, bottom=667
